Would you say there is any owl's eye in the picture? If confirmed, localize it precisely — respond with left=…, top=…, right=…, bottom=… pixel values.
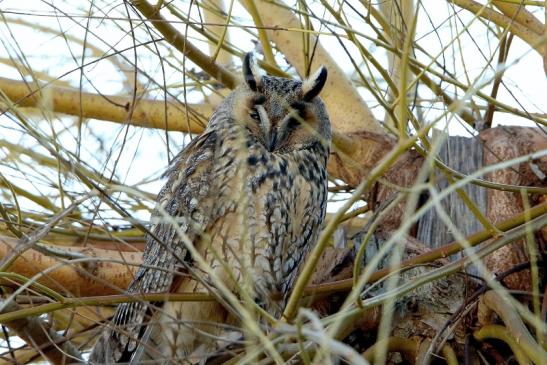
left=250, top=107, right=260, bottom=121
left=291, top=102, right=305, bottom=115
left=286, top=102, right=306, bottom=129
left=253, top=95, right=266, bottom=105
left=286, top=117, right=300, bottom=130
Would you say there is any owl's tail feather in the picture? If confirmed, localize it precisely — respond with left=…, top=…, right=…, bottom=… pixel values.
left=88, top=301, right=156, bottom=364
left=88, top=328, right=132, bottom=364
left=89, top=312, right=170, bottom=365
left=128, top=320, right=165, bottom=365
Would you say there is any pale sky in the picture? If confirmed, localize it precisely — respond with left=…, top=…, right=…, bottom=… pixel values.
left=0, top=0, right=545, bottom=217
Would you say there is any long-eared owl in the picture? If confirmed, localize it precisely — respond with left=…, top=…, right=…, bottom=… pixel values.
left=90, top=53, right=331, bottom=364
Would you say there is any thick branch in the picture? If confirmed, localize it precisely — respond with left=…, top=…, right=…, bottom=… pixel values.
left=492, top=0, right=544, bottom=36
left=1, top=190, right=537, bottom=305
left=453, top=0, right=544, bottom=54
left=0, top=76, right=212, bottom=134
left=0, top=235, right=141, bottom=297
left=0, top=234, right=353, bottom=298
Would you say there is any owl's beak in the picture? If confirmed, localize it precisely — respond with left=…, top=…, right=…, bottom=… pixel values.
left=268, top=129, right=278, bottom=152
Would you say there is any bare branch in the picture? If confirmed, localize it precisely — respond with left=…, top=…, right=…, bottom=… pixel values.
left=0, top=76, right=212, bottom=134
left=453, top=0, right=545, bottom=54
left=1, top=300, right=83, bottom=365
left=130, top=0, right=239, bottom=89
left=492, top=0, right=544, bottom=35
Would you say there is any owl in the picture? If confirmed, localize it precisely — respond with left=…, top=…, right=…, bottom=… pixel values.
left=90, top=53, right=331, bottom=364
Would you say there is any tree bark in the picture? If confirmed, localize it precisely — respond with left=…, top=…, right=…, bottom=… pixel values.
left=0, top=236, right=141, bottom=297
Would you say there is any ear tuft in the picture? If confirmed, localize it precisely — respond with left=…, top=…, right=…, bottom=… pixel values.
left=243, top=53, right=262, bottom=91
left=302, top=66, right=327, bottom=102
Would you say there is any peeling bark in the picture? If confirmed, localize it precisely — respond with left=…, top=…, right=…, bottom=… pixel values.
left=367, top=150, right=423, bottom=231
left=481, top=127, right=547, bottom=290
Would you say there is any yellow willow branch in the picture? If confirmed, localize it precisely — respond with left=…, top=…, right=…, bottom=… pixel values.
left=482, top=291, right=547, bottom=364
left=0, top=76, right=212, bottom=134
left=474, top=325, right=532, bottom=365
left=0, top=300, right=83, bottom=365
left=239, top=0, right=384, bottom=135
left=0, top=292, right=215, bottom=323
left=380, top=0, right=416, bottom=130
left=492, top=0, right=544, bottom=36
left=241, top=0, right=277, bottom=65
left=200, top=0, right=235, bottom=66
left=362, top=337, right=418, bottom=363
left=2, top=16, right=140, bottom=91
left=453, top=0, right=544, bottom=54
left=130, top=0, right=238, bottom=89
left=440, top=345, right=459, bottom=365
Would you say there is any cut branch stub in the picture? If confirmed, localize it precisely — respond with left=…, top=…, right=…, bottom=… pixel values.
left=329, top=130, right=398, bottom=188
left=480, top=126, right=547, bottom=291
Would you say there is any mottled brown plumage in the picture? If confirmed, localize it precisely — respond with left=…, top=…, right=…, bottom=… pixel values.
left=90, top=53, right=331, bottom=364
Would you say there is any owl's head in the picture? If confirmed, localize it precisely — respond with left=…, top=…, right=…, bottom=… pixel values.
left=228, top=53, right=331, bottom=154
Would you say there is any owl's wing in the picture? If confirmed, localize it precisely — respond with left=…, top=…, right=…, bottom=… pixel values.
left=280, top=164, right=328, bottom=306
left=90, top=131, right=220, bottom=363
